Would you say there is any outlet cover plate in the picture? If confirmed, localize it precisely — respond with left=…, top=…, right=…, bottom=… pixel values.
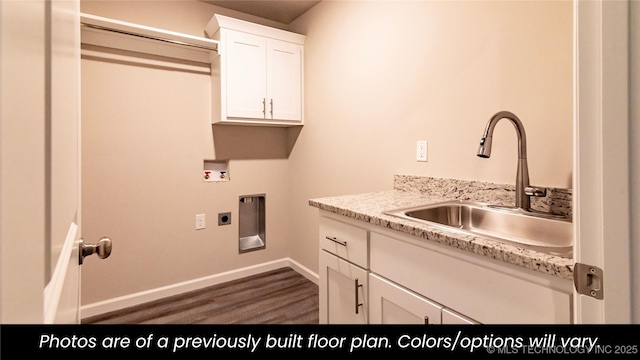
left=417, top=141, right=428, bottom=162
left=196, top=214, right=206, bottom=230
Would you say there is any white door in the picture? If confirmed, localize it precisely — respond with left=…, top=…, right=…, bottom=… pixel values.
left=0, top=0, right=109, bottom=324
left=369, top=273, right=443, bottom=324
left=573, top=0, right=631, bottom=323
left=267, top=39, right=302, bottom=121
left=44, top=0, right=83, bottom=324
left=225, top=30, right=267, bottom=119
left=319, top=250, right=368, bottom=324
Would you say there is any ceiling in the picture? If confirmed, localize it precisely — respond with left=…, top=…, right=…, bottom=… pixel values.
left=203, top=1, right=321, bottom=25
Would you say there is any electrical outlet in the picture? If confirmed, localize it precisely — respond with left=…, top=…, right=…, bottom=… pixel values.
left=417, top=141, right=428, bottom=162
left=218, top=212, right=231, bottom=226
left=195, top=214, right=206, bottom=230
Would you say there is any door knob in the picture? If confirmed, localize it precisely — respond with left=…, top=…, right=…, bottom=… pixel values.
left=79, top=237, right=112, bottom=264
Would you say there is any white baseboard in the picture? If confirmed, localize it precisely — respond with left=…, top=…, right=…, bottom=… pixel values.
left=285, top=258, right=319, bottom=288
left=80, top=257, right=318, bottom=319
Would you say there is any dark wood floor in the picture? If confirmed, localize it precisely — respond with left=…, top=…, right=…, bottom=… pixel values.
left=82, top=267, right=319, bottom=324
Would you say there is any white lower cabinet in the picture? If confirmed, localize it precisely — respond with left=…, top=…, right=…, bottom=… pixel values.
left=319, top=250, right=368, bottom=324
left=369, top=231, right=573, bottom=324
left=317, top=211, right=573, bottom=325
left=318, top=214, right=370, bottom=324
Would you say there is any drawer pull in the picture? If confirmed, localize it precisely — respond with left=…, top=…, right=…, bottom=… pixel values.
left=355, top=278, right=363, bottom=314
left=325, top=236, right=347, bottom=247
left=270, top=99, right=274, bottom=118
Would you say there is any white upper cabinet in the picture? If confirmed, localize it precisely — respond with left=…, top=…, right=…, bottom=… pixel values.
left=206, top=15, right=305, bottom=126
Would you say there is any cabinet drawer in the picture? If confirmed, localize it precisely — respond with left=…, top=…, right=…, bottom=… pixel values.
left=370, top=232, right=573, bottom=324
left=319, top=216, right=368, bottom=268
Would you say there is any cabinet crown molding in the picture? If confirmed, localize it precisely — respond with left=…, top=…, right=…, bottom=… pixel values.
left=205, top=14, right=305, bottom=45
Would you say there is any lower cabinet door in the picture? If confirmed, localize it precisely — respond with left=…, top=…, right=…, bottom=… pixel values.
left=369, top=273, right=443, bottom=324
left=319, top=250, right=368, bottom=324
left=442, top=308, right=479, bottom=324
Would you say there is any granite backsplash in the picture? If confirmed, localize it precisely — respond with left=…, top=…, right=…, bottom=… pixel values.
left=393, top=175, right=572, bottom=218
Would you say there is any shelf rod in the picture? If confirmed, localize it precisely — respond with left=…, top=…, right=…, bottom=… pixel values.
left=80, top=13, right=219, bottom=53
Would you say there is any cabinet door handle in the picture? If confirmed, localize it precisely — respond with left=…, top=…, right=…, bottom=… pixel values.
left=270, top=99, right=273, bottom=118
left=325, top=236, right=347, bottom=247
left=262, top=98, right=266, bottom=117
left=355, top=278, right=363, bottom=314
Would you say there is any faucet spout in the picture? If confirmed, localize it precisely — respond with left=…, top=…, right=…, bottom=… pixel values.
left=477, top=111, right=544, bottom=212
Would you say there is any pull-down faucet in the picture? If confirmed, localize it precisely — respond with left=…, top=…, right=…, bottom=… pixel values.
left=477, top=111, right=547, bottom=213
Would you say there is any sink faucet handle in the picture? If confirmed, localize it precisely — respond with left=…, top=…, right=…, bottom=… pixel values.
left=525, top=186, right=547, bottom=197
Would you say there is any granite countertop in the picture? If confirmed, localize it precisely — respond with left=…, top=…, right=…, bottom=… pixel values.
left=309, top=186, right=574, bottom=281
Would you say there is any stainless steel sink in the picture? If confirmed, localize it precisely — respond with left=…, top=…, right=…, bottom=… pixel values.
left=383, top=200, right=573, bottom=257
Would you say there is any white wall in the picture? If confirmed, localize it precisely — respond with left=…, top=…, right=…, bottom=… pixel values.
left=630, top=0, right=639, bottom=323
left=288, top=0, right=573, bottom=274
left=79, top=0, right=573, bottom=308
left=80, top=1, right=295, bottom=306
left=0, top=0, right=48, bottom=323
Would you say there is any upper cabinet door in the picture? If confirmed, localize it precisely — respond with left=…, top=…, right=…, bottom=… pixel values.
left=267, top=39, right=302, bottom=122
left=225, top=30, right=267, bottom=120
